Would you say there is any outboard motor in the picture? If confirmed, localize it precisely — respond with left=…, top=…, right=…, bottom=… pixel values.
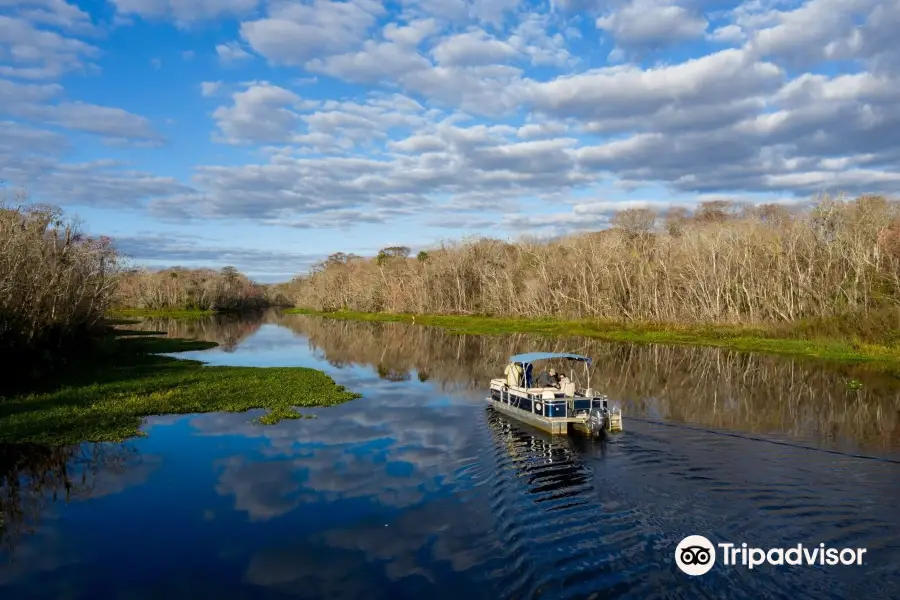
left=588, top=407, right=606, bottom=437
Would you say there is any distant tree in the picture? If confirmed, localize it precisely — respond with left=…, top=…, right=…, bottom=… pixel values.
left=665, top=207, right=691, bottom=237
left=221, top=266, right=239, bottom=283
left=694, top=200, right=735, bottom=223
left=416, top=250, right=429, bottom=262
left=755, top=203, right=793, bottom=227
left=612, top=208, right=657, bottom=237
left=376, top=246, right=411, bottom=266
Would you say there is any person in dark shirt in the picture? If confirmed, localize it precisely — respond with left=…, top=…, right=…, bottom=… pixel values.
left=535, top=369, right=559, bottom=388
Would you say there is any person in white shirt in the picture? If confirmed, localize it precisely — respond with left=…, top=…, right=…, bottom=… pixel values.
left=504, top=362, right=523, bottom=386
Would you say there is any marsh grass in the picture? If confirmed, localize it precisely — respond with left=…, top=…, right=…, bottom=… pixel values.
left=285, top=308, right=900, bottom=363
left=0, top=329, right=361, bottom=445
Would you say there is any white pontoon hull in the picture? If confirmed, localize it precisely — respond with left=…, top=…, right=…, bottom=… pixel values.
left=487, top=379, right=620, bottom=436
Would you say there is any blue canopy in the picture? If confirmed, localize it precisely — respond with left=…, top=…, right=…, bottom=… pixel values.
left=509, top=352, right=592, bottom=366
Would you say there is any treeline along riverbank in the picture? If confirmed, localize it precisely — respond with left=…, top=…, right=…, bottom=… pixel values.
left=0, top=203, right=290, bottom=385
left=286, top=194, right=900, bottom=358
left=0, top=204, right=357, bottom=440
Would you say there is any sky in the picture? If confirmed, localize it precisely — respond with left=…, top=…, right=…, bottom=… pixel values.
left=1, top=0, right=898, bottom=282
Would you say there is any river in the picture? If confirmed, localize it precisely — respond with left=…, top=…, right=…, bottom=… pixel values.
left=2, top=310, right=899, bottom=599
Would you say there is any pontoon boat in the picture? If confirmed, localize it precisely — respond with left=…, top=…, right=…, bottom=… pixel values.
left=487, top=352, right=623, bottom=437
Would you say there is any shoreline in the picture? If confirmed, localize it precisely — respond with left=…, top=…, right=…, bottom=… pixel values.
left=283, top=308, right=900, bottom=364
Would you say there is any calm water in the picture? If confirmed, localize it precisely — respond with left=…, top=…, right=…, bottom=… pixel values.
left=2, top=311, right=900, bottom=599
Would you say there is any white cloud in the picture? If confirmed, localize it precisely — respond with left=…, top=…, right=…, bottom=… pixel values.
left=596, top=0, right=708, bottom=52
left=397, top=0, right=470, bottom=22
left=0, top=119, right=67, bottom=154
left=216, top=41, right=252, bottom=64
left=382, top=18, right=441, bottom=46
left=111, top=0, right=260, bottom=22
left=239, top=0, right=385, bottom=65
left=1, top=77, right=163, bottom=143
left=523, top=49, right=783, bottom=127
left=431, top=29, right=518, bottom=66
left=307, top=40, right=432, bottom=84
left=200, top=81, right=221, bottom=96
left=212, top=82, right=308, bottom=144
left=4, top=0, right=96, bottom=34
left=471, top=0, right=521, bottom=26
left=0, top=14, right=99, bottom=79
left=1, top=0, right=899, bottom=249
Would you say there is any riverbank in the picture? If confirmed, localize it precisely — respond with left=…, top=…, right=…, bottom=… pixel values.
left=0, top=326, right=361, bottom=445
left=285, top=309, right=900, bottom=363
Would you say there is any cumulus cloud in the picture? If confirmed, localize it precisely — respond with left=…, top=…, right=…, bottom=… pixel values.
left=382, top=18, right=441, bottom=46
left=111, top=0, right=260, bottom=22
left=216, top=41, right=253, bottom=64
left=431, top=29, right=518, bottom=66
left=523, top=49, right=784, bottom=126
left=212, top=82, right=307, bottom=144
left=596, top=0, right=708, bottom=54
left=239, top=0, right=385, bottom=65
left=111, top=232, right=324, bottom=275
left=2, top=0, right=900, bottom=248
left=306, top=40, right=433, bottom=84
left=0, top=13, right=99, bottom=79
left=2, top=77, right=163, bottom=143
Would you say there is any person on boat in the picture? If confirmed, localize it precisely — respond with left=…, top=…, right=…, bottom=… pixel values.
left=524, top=363, right=534, bottom=387
left=558, top=373, right=575, bottom=396
left=504, top=362, right=523, bottom=386
left=535, top=368, right=559, bottom=388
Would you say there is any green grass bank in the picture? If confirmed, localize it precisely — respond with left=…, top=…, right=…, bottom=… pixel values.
left=284, top=308, right=900, bottom=364
left=0, top=326, right=361, bottom=446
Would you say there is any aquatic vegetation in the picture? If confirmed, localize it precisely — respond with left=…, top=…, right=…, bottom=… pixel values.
left=0, top=332, right=361, bottom=445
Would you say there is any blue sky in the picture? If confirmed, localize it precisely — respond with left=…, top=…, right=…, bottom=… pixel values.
left=1, top=0, right=897, bottom=282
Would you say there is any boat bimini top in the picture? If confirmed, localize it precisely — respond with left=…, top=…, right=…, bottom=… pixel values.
left=508, top=352, right=592, bottom=366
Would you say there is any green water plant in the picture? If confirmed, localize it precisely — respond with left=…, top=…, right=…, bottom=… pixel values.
left=0, top=331, right=360, bottom=445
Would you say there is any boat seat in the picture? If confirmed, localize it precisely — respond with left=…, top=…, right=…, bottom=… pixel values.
left=526, top=386, right=560, bottom=394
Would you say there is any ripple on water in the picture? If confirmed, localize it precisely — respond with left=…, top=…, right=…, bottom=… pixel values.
left=3, top=315, right=900, bottom=600
left=463, top=408, right=900, bottom=600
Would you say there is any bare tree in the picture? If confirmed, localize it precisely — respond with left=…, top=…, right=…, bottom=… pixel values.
left=289, top=194, right=900, bottom=330
left=612, top=208, right=657, bottom=237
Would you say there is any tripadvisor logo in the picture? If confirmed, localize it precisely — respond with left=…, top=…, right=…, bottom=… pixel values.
left=676, top=535, right=716, bottom=576
left=675, top=535, right=868, bottom=576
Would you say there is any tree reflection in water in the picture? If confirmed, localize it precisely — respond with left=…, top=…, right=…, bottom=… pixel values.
left=278, top=313, right=900, bottom=454
left=0, top=443, right=141, bottom=560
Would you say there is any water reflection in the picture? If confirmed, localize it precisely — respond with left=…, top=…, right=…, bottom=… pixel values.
left=1, top=313, right=898, bottom=599
left=0, top=443, right=156, bottom=560
left=121, top=309, right=270, bottom=351
left=277, top=314, right=900, bottom=455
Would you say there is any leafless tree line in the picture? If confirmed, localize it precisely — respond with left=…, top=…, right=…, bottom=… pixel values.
left=290, top=195, right=900, bottom=335
left=1, top=201, right=296, bottom=383
left=279, top=314, right=900, bottom=452
left=1, top=204, right=120, bottom=375
left=113, top=266, right=275, bottom=312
